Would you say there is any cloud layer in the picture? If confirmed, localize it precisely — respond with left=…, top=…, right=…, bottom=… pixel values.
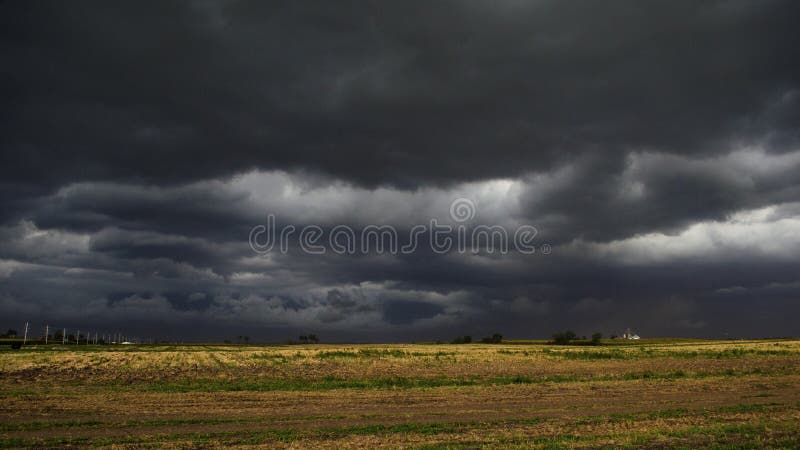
left=1, top=1, right=799, bottom=340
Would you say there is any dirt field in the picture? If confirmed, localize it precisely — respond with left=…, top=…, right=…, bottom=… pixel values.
left=1, top=339, right=799, bottom=448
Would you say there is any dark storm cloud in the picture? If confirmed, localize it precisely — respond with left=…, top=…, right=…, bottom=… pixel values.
left=382, top=300, right=444, bottom=325
left=519, top=149, right=800, bottom=242
left=2, top=1, right=800, bottom=340
left=2, top=1, right=800, bottom=190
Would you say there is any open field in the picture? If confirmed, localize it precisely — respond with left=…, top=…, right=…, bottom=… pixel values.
left=1, top=339, right=800, bottom=448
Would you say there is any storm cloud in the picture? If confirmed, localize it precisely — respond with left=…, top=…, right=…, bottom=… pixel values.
left=1, top=1, right=799, bottom=341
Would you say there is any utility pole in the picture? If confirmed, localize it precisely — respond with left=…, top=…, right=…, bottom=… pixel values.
left=77, top=329, right=80, bottom=345
left=45, top=325, right=49, bottom=344
left=23, top=322, right=29, bottom=345
left=62, top=328, right=66, bottom=345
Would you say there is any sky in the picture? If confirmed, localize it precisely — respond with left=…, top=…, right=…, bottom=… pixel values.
left=1, top=1, right=799, bottom=342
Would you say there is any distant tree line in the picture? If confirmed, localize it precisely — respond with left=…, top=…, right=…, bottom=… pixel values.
left=551, top=330, right=603, bottom=345
left=286, top=334, right=320, bottom=345
left=222, top=335, right=322, bottom=345
left=449, top=333, right=503, bottom=344
left=298, top=334, right=319, bottom=344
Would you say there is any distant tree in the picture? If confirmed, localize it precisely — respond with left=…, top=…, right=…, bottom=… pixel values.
left=451, top=335, right=472, bottom=344
left=481, top=333, right=503, bottom=344
left=552, top=330, right=577, bottom=345
left=591, top=332, right=603, bottom=345
left=244, top=336, right=250, bottom=344
left=4, top=329, right=18, bottom=338
left=307, top=334, right=319, bottom=344
left=299, top=335, right=309, bottom=344
left=610, top=334, right=618, bottom=339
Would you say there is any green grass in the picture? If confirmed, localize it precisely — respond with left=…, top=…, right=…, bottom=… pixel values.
left=312, top=349, right=454, bottom=359
left=545, top=349, right=630, bottom=360
left=141, top=375, right=484, bottom=392
left=316, top=349, right=405, bottom=358
left=97, top=366, right=784, bottom=393
left=664, top=348, right=792, bottom=358
left=1, top=363, right=790, bottom=397
left=496, top=346, right=797, bottom=361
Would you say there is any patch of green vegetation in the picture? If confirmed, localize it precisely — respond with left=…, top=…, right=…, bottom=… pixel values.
left=550, top=349, right=630, bottom=360
left=141, top=375, right=485, bottom=392
left=665, top=348, right=793, bottom=358
left=3, top=362, right=790, bottom=399
left=503, top=345, right=798, bottom=361
left=314, top=350, right=361, bottom=358
left=250, top=352, right=291, bottom=364
left=314, top=348, right=416, bottom=359
left=110, top=365, right=780, bottom=393
left=621, top=369, right=688, bottom=380
left=207, top=352, right=236, bottom=368
left=412, top=351, right=457, bottom=357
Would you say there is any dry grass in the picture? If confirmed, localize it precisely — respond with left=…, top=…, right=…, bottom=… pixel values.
left=1, top=339, right=799, bottom=448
